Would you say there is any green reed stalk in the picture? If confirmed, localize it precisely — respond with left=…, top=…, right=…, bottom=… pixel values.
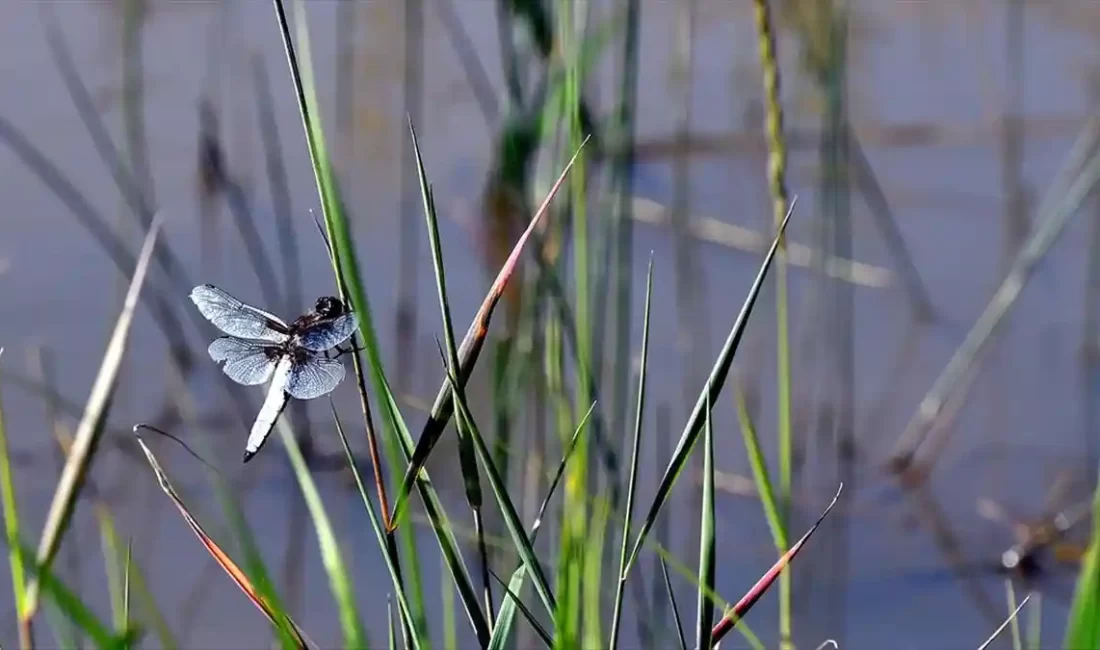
left=751, top=1, right=793, bottom=647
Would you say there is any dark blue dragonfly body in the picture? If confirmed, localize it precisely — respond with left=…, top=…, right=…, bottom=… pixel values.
left=189, top=284, right=358, bottom=461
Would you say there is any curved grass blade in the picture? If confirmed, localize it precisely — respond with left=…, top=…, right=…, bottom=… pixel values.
left=625, top=198, right=796, bottom=573
left=132, top=432, right=310, bottom=650
left=329, top=402, right=419, bottom=650
left=710, top=483, right=842, bottom=644
left=273, top=419, right=367, bottom=649
left=695, top=394, right=716, bottom=650
left=609, top=257, right=653, bottom=650
left=23, top=213, right=163, bottom=625
left=391, top=136, right=591, bottom=528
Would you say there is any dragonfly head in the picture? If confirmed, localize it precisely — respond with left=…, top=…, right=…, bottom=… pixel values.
left=314, top=296, right=347, bottom=318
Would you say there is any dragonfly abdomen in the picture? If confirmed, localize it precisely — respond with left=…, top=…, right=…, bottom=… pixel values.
left=243, top=356, right=294, bottom=462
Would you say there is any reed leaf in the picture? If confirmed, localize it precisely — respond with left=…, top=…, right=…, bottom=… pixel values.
left=710, top=484, right=842, bottom=644
left=1064, top=485, right=1100, bottom=649
left=609, top=257, right=653, bottom=650
left=695, top=394, right=716, bottom=650
left=0, top=351, right=29, bottom=649
left=486, top=405, right=595, bottom=650
left=391, top=137, right=591, bottom=526
left=132, top=431, right=310, bottom=650
left=24, top=212, right=164, bottom=623
left=274, top=418, right=367, bottom=648
left=329, top=402, right=420, bottom=650
left=660, top=557, right=687, bottom=650
left=626, top=199, right=796, bottom=573
left=10, top=541, right=137, bottom=650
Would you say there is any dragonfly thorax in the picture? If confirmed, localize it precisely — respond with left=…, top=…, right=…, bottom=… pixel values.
left=314, top=296, right=346, bottom=318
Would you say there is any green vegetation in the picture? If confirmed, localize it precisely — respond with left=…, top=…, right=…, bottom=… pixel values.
left=3, top=1, right=1100, bottom=650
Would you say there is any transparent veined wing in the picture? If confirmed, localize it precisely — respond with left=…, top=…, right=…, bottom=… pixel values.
left=190, top=284, right=290, bottom=343
left=285, top=355, right=346, bottom=399
left=207, top=336, right=279, bottom=386
left=208, top=336, right=262, bottom=362
left=296, top=312, right=358, bottom=352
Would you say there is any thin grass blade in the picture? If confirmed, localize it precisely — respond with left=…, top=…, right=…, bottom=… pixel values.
left=489, top=570, right=554, bottom=649
left=10, top=540, right=136, bottom=650
left=330, top=402, right=420, bottom=650
left=0, top=350, right=29, bottom=649
left=583, top=497, right=612, bottom=647
left=391, top=136, right=591, bottom=527
left=609, top=257, right=653, bottom=650
left=1027, top=592, right=1042, bottom=650
left=1064, top=485, right=1100, bottom=649
left=132, top=433, right=310, bottom=650
left=270, top=5, right=429, bottom=626
left=660, top=557, right=688, bottom=650
left=710, top=483, right=841, bottom=644
left=24, top=212, right=164, bottom=622
left=410, top=119, right=495, bottom=622
left=273, top=418, right=366, bottom=648
left=696, top=394, right=716, bottom=650
left=626, top=199, right=796, bottom=572
left=375, top=373, right=493, bottom=645
left=1005, top=581, right=1023, bottom=650
left=122, top=540, right=131, bottom=649
left=442, top=562, right=456, bottom=650
left=532, top=403, right=595, bottom=533
left=978, top=593, right=1032, bottom=650
left=733, top=381, right=786, bottom=549
left=656, top=544, right=765, bottom=650
left=97, top=503, right=128, bottom=634
left=439, top=347, right=560, bottom=616
left=486, top=405, right=596, bottom=650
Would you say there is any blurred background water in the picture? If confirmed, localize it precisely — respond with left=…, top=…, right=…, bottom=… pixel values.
left=2, top=1, right=1100, bottom=648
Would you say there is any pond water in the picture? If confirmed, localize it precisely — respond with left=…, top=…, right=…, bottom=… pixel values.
left=1, top=1, right=1098, bottom=648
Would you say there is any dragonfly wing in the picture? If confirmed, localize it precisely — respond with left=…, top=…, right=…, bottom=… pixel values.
left=208, top=337, right=278, bottom=386
left=208, top=336, right=263, bottom=362
left=190, top=284, right=290, bottom=343
left=244, top=357, right=293, bottom=462
left=285, top=356, right=346, bottom=400
left=296, top=313, right=359, bottom=351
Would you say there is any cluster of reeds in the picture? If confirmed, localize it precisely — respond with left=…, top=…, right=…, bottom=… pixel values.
left=1, top=1, right=1099, bottom=649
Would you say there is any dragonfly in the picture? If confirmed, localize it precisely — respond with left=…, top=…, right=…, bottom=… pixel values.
left=189, top=284, right=358, bottom=462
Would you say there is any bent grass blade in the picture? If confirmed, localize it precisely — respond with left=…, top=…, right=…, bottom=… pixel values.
left=24, top=212, right=165, bottom=625
left=133, top=432, right=312, bottom=650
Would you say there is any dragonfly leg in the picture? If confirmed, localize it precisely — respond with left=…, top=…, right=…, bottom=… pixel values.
left=330, top=343, right=366, bottom=359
